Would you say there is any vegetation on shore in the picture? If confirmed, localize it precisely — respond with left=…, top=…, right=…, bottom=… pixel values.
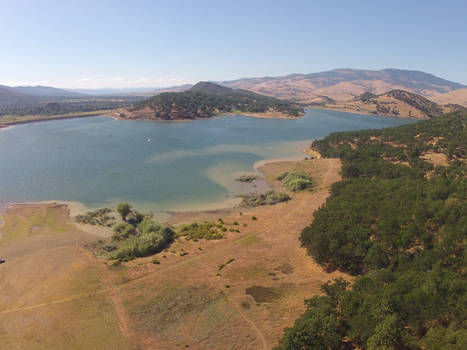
left=277, top=111, right=467, bottom=349
left=240, top=190, right=290, bottom=207
left=73, top=207, right=115, bottom=227
left=278, top=169, right=314, bottom=192
left=176, top=222, right=226, bottom=241
left=106, top=203, right=175, bottom=261
left=236, top=174, right=263, bottom=183
left=122, top=82, right=304, bottom=120
left=0, top=109, right=116, bottom=127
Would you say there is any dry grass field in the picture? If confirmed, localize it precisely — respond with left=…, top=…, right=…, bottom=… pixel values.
left=0, top=158, right=349, bottom=349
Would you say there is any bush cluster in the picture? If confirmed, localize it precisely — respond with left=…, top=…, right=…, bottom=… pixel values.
left=110, top=203, right=174, bottom=261
left=176, top=222, right=225, bottom=240
left=278, top=170, right=314, bottom=192
left=240, top=190, right=290, bottom=207
left=74, top=207, right=115, bottom=226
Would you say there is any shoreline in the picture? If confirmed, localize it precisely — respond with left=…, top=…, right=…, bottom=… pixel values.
left=0, top=141, right=315, bottom=226
left=307, top=105, right=421, bottom=120
left=0, top=105, right=415, bottom=131
left=0, top=110, right=114, bottom=128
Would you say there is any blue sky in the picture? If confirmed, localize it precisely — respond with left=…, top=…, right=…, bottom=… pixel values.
left=1, top=0, right=466, bottom=88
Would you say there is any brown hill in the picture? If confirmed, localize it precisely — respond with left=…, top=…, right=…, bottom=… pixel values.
left=220, top=68, right=465, bottom=103
left=328, top=89, right=465, bottom=119
left=430, top=88, right=467, bottom=107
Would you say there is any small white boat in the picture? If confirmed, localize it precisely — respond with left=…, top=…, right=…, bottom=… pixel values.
left=147, top=138, right=151, bottom=142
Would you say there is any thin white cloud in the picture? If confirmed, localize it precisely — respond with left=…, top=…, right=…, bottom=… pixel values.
left=0, top=77, right=191, bottom=89
left=1, top=80, right=52, bottom=87
left=72, top=77, right=190, bottom=89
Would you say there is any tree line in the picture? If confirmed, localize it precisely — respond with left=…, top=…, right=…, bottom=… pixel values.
left=276, top=111, right=466, bottom=349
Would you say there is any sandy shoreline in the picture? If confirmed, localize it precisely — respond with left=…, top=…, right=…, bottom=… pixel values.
left=0, top=111, right=115, bottom=128
left=0, top=141, right=316, bottom=229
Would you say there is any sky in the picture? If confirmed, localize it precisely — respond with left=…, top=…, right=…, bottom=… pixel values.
left=1, top=0, right=466, bottom=89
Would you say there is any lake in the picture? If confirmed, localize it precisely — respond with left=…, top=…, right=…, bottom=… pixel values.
left=0, top=109, right=413, bottom=215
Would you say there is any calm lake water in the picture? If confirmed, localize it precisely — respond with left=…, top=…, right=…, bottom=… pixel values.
left=0, top=109, right=413, bottom=214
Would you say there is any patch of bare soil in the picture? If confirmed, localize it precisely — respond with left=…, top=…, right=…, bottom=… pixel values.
left=421, top=151, right=449, bottom=166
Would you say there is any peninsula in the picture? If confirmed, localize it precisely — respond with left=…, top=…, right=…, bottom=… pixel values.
left=115, top=82, right=305, bottom=120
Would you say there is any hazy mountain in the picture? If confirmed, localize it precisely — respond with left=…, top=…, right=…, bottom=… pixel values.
left=0, top=86, right=38, bottom=105
left=6, top=85, right=86, bottom=98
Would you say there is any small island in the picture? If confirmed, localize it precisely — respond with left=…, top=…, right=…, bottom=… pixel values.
left=115, top=82, right=305, bottom=120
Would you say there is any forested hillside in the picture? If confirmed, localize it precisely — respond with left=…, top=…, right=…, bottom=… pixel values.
left=121, top=82, right=304, bottom=120
left=277, top=111, right=466, bottom=349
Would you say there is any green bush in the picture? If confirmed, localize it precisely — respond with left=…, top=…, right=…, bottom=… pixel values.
left=240, top=190, right=290, bottom=207
left=112, top=223, right=136, bottom=241
left=110, top=217, right=174, bottom=261
left=177, top=222, right=225, bottom=240
left=74, top=207, right=115, bottom=227
left=278, top=170, right=314, bottom=192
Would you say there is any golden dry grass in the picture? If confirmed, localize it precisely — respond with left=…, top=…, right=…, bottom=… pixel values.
left=0, top=157, right=348, bottom=349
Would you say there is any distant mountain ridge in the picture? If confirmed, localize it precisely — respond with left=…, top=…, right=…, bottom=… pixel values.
left=0, top=86, right=38, bottom=105
left=117, top=82, right=304, bottom=120
left=6, top=85, right=86, bottom=98
left=0, top=85, right=86, bottom=106
left=220, top=68, right=466, bottom=103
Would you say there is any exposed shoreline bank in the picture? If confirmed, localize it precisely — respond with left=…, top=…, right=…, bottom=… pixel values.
left=0, top=105, right=415, bottom=130
left=0, top=140, right=316, bottom=229
left=0, top=110, right=114, bottom=128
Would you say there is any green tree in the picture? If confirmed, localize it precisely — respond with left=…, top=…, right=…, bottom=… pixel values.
left=116, top=202, right=131, bottom=221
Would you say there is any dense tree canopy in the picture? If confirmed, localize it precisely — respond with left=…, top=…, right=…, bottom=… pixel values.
left=129, top=82, right=304, bottom=120
left=277, top=111, right=467, bottom=349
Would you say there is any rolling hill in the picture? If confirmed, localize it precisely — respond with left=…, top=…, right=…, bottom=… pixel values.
left=0, top=86, right=38, bottom=105
left=7, top=85, right=86, bottom=98
left=324, top=89, right=465, bottom=119
left=220, top=68, right=466, bottom=103
left=0, top=84, right=87, bottom=106
left=117, top=82, right=304, bottom=120
left=431, top=88, right=467, bottom=107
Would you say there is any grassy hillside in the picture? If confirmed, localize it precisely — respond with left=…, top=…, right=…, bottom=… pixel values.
left=431, top=88, right=467, bottom=107
left=277, top=111, right=467, bottom=349
left=120, top=82, right=304, bottom=120
left=324, top=89, right=466, bottom=119
left=221, top=68, right=466, bottom=103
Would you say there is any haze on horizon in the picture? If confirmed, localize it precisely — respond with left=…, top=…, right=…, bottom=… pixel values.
left=1, top=0, right=466, bottom=89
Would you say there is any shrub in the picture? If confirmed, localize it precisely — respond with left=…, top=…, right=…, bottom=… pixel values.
left=110, top=218, right=174, bottom=261
left=177, top=222, right=225, bottom=240
left=112, top=223, right=136, bottom=241
left=240, top=190, right=290, bottom=207
left=278, top=170, right=314, bottom=192
left=74, top=207, right=115, bottom=226
left=116, top=202, right=131, bottom=220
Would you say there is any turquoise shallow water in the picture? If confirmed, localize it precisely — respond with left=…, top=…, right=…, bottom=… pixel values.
left=0, top=109, right=413, bottom=213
